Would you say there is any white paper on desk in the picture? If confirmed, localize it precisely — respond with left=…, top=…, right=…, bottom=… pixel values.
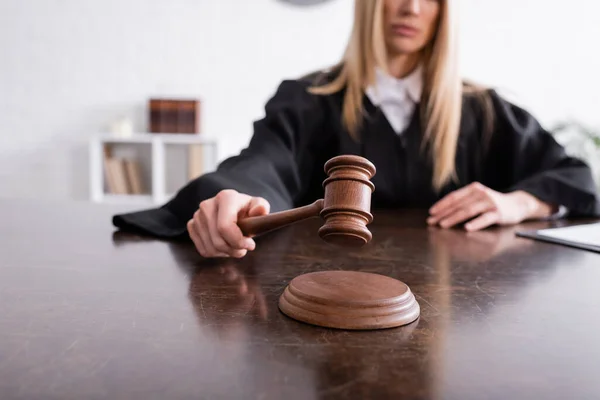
left=535, top=223, right=600, bottom=247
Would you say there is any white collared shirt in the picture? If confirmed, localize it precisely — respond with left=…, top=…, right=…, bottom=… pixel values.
left=365, top=65, right=423, bottom=135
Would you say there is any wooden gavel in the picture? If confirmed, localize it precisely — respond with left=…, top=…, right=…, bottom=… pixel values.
left=237, top=155, right=376, bottom=246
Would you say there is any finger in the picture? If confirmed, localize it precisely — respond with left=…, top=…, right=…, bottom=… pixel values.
left=213, top=203, right=251, bottom=258
left=207, top=203, right=241, bottom=254
left=196, top=202, right=222, bottom=257
left=233, top=196, right=270, bottom=248
left=207, top=202, right=248, bottom=258
left=438, top=199, right=495, bottom=229
left=428, top=190, right=485, bottom=225
left=465, top=210, right=500, bottom=232
left=429, top=182, right=486, bottom=217
left=215, top=193, right=257, bottom=253
left=429, top=185, right=475, bottom=216
left=187, top=219, right=206, bottom=256
left=189, top=218, right=229, bottom=258
left=232, top=196, right=269, bottom=250
left=246, top=197, right=270, bottom=217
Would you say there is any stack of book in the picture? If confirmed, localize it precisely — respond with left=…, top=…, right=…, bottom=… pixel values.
left=103, top=147, right=145, bottom=195
left=148, top=98, right=201, bottom=134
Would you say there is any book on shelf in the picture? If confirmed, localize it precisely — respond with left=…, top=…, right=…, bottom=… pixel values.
left=188, top=144, right=205, bottom=180
left=149, top=98, right=201, bottom=134
left=103, top=146, right=145, bottom=195
left=123, top=158, right=145, bottom=194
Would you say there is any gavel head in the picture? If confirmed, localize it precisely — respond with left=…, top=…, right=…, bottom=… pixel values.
left=318, top=155, right=376, bottom=247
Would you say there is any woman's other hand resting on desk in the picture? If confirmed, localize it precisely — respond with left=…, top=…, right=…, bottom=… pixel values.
left=427, top=182, right=556, bottom=232
left=187, top=190, right=270, bottom=258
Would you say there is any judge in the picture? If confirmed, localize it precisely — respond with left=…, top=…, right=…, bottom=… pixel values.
left=113, top=0, right=600, bottom=258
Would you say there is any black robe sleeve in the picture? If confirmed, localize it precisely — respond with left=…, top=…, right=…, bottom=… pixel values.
left=482, top=90, right=600, bottom=217
left=112, top=79, right=326, bottom=238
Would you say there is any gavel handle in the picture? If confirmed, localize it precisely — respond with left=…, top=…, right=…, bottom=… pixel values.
left=237, top=199, right=324, bottom=237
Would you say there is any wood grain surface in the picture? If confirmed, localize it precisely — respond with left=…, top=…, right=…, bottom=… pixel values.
left=1, top=199, right=600, bottom=400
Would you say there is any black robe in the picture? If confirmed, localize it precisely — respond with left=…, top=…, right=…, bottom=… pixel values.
left=112, top=72, right=600, bottom=239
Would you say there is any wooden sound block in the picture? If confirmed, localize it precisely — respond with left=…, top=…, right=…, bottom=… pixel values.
left=279, top=271, right=420, bottom=330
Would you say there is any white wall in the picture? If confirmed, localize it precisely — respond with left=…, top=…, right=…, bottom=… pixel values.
left=457, top=0, right=600, bottom=126
left=1, top=0, right=599, bottom=201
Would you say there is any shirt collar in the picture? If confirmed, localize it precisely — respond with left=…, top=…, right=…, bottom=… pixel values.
left=366, top=64, right=424, bottom=105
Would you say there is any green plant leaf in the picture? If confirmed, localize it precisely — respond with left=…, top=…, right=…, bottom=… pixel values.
left=551, top=120, right=600, bottom=149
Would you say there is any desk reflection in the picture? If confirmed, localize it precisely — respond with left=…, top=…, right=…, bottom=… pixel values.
left=427, top=225, right=533, bottom=262
left=188, top=262, right=268, bottom=324
left=109, top=215, right=594, bottom=400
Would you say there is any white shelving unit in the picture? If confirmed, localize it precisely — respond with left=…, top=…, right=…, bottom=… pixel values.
left=89, top=132, right=218, bottom=205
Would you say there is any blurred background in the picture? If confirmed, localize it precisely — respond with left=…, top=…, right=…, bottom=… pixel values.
left=1, top=0, right=599, bottom=206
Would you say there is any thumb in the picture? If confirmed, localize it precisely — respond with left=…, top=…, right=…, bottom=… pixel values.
left=247, top=197, right=270, bottom=217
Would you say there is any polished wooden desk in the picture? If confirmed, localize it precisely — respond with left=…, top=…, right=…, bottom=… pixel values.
left=2, top=199, right=600, bottom=400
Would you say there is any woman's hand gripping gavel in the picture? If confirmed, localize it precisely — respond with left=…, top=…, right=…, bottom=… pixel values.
left=187, top=155, right=376, bottom=258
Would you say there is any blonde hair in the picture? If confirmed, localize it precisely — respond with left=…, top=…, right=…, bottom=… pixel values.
left=310, top=0, right=470, bottom=192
